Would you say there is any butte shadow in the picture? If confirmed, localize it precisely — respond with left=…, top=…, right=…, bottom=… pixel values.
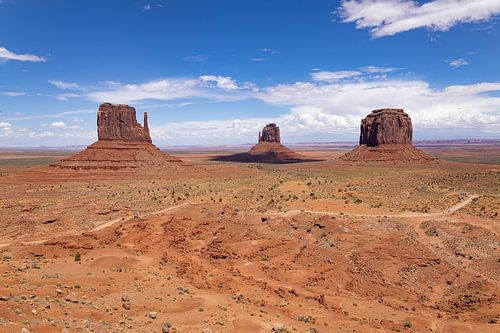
left=340, top=108, right=436, bottom=163
left=211, top=123, right=323, bottom=164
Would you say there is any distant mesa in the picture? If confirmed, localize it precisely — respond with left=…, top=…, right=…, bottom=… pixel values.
left=341, top=108, right=435, bottom=163
left=212, top=123, right=320, bottom=164
left=53, top=103, right=186, bottom=171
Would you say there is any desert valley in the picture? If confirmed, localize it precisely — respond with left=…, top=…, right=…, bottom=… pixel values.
left=1, top=1, right=500, bottom=332
left=0, top=103, right=498, bottom=333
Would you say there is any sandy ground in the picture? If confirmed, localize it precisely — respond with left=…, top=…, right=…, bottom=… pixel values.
left=0, top=147, right=499, bottom=333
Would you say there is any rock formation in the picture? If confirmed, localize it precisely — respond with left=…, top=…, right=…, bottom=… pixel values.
left=53, top=103, right=186, bottom=171
left=341, top=108, right=435, bottom=163
left=359, top=109, right=412, bottom=146
left=97, top=103, right=151, bottom=142
left=259, top=123, right=281, bottom=143
left=213, top=123, right=319, bottom=164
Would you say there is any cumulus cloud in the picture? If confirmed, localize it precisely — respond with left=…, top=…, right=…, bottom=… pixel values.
left=255, top=79, right=500, bottom=136
left=49, top=80, right=81, bottom=90
left=85, top=76, right=247, bottom=104
left=15, top=70, right=498, bottom=144
left=448, top=58, right=469, bottom=68
left=148, top=77, right=499, bottom=144
left=50, top=121, right=66, bottom=127
left=0, top=46, right=46, bottom=62
left=338, top=0, right=500, bottom=37
left=0, top=121, right=13, bottom=137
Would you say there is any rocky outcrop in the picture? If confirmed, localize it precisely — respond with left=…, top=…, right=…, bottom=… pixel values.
left=259, top=123, right=281, bottom=143
left=341, top=108, right=435, bottom=163
left=360, top=109, right=412, bottom=146
left=97, top=103, right=151, bottom=143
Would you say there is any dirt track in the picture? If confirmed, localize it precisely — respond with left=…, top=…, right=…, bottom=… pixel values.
left=0, top=195, right=480, bottom=249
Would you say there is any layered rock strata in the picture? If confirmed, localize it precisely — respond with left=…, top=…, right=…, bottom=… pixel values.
left=53, top=103, right=184, bottom=171
left=341, top=108, right=435, bottom=163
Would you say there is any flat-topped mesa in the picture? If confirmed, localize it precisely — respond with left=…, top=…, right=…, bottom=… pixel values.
left=360, top=108, right=412, bottom=147
left=97, top=103, right=151, bottom=143
left=258, top=123, right=281, bottom=143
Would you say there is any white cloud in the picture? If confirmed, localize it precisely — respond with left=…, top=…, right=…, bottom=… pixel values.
left=1, top=91, right=26, bottom=97
left=84, top=76, right=247, bottom=104
left=11, top=71, right=497, bottom=144
left=311, top=70, right=362, bottom=82
left=50, top=121, right=66, bottom=128
left=250, top=58, right=265, bottom=62
left=0, top=46, right=46, bottom=62
left=256, top=79, right=500, bottom=134
left=448, top=58, right=469, bottom=68
left=260, top=48, right=279, bottom=54
left=338, top=0, right=500, bottom=37
left=0, top=122, right=13, bottom=137
left=199, top=75, right=239, bottom=90
left=361, top=65, right=400, bottom=73
left=143, top=4, right=151, bottom=11
left=49, top=80, right=81, bottom=90
left=148, top=77, right=499, bottom=144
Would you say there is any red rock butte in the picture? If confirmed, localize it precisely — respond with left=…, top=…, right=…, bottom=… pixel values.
left=97, top=103, right=152, bottom=143
left=213, top=123, right=319, bottom=164
left=52, top=103, right=185, bottom=171
left=341, top=108, right=435, bottom=163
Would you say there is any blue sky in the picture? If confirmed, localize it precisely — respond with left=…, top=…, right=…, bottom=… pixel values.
left=1, top=0, right=499, bottom=147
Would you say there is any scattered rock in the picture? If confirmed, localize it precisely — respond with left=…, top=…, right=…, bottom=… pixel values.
left=122, top=302, right=131, bottom=310
left=121, top=293, right=130, bottom=302
left=148, top=311, right=157, bottom=319
left=161, top=322, right=173, bottom=332
left=42, top=218, right=58, bottom=224
left=64, top=292, right=79, bottom=303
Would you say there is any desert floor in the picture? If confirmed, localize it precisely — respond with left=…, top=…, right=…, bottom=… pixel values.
left=0, top=146, right=499, bottom=333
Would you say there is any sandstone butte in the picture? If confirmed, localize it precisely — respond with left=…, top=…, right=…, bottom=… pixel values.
left=341, top=108, right=435, bottom=163
left=213, top=123, right=319, bottom=164
left=53, top=103, right=185, bottom=171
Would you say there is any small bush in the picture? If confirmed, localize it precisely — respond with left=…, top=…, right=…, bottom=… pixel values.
left=74, top=252, right=81, bottom=262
